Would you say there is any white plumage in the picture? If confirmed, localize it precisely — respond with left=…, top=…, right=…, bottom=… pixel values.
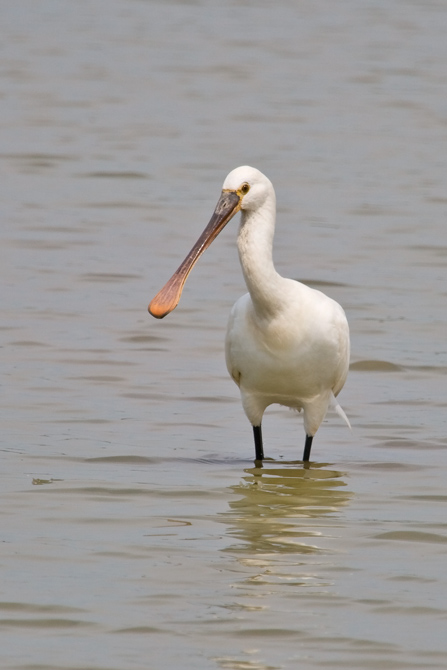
left=149, top=166, right=350, bottom=461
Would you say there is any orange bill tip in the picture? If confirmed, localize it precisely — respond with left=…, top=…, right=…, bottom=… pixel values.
left=148, top=274, right=185, bottom=319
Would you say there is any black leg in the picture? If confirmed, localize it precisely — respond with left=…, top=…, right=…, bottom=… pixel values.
left=303, top=434, right=313, bottom=462
left=253, top=425, right=264, bottom=461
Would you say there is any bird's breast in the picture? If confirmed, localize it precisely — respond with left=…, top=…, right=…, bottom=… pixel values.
left=225, top=288, right=349, bottom=403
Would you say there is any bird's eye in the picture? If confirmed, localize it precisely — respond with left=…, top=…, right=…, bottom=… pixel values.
left=240, top=183, right=250, bottom=195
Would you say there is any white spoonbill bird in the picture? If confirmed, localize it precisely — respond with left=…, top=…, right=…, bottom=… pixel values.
left=149, top=166, right=350, bottom=461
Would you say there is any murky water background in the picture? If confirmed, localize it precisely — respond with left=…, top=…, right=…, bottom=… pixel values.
left=2, top=1, right=447, bottom=668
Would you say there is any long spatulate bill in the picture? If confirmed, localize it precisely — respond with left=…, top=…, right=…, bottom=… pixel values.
left=149, top=190, right=241, bottom=318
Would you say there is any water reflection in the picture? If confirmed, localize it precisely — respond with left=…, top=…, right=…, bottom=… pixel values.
left=222, top=461, right=352, bottom=556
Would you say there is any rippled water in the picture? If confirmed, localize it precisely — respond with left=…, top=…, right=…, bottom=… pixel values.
left=2, top=1, right=447, bottom=668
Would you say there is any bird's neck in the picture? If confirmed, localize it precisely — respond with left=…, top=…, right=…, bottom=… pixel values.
left=237, top=202, right=285, bottom=318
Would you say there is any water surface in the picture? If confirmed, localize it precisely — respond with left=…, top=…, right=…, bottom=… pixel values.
left=2, top=1, right=447, bottom=668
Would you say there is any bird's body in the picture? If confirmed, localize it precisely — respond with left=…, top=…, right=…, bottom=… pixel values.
left=149, top=166, right=350, bottom=461
left=226, top=283, right=349, bottom=434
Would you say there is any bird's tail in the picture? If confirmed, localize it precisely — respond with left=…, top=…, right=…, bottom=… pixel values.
left=330, top=392, right=351, bottom=429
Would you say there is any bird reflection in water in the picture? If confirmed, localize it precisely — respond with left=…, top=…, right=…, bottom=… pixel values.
left=222, top=461, right=352, bottom=559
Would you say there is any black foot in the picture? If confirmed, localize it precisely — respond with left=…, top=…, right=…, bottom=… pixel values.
left=303, top=434, right=313, bottom=462
left=253, top=425, right=264, bottom=461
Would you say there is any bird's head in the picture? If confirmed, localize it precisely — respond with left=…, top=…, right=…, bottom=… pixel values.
left=222, top=165, right=274, bottom=213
